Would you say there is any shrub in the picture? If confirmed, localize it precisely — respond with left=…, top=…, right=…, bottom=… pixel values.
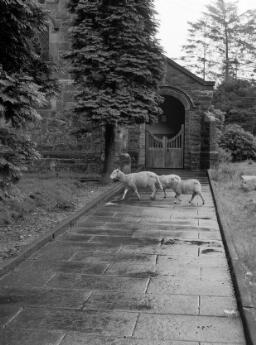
left=219, top=124, right=256, bottom=161
left=0, top=127, right=41, bottom=190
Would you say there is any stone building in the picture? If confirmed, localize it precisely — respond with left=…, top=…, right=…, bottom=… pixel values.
left=34, top=0, right=217, bottom=173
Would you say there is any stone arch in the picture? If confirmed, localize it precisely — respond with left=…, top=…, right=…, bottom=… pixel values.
left=159, top=85, right=195, bottom=111
left=144, top=86, right=195, bottom=169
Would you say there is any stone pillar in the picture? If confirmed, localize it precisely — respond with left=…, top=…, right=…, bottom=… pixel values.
left=208, top=117, right=218, bottom=168
left=189, top=110, right=202, bottom=170
left=138, top=123, right=146, bottom=167
left=200, top=113, right=218, bottom=169
left=115, top=126, right=129, bottom=153
left=119, top=153, right=131, bottom=173
left=113, top=126, right=129, bottom=168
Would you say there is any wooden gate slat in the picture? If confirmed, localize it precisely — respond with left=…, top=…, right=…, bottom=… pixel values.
left=146, top=125, right=184, bottom=168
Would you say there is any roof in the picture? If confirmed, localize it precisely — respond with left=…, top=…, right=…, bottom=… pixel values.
left=165, top=56, right=215, bottom=87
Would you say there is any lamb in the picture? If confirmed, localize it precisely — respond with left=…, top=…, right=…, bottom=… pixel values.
left=158, top=174, right=181, bottom=198
left=110, top=169, right=163, bottom=200
left=166, top=176, right=205, bottom=205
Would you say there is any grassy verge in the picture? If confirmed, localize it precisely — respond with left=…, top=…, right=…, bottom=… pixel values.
left=209, top=161, right=256, bottom=307
left=0, top=172, right=113, bottom=262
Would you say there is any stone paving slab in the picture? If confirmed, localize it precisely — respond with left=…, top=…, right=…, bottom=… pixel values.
left=60, top=333, right=200, bottom=345
left=200, top=266, right=232, bottom=282
left=132, top=230, right=200, bottom=239
left=31, top=241, right=122, bottom=261
left=200, top=342, right=245, bottom=345
left=9, top=307, right=138, bottom=336
left=155, top=263, right=200, bottom=277
left=89, top=235, right=161, bottom=246
left=60, top=332, right=200, bottom=345
left=198, top=219, right=220, bottom=230
left=0, top=259, right=109, bottom=288
left=157, top=253, right=229, bottom=268
left=0, top=263, right=55, bottom=288
left=72, top=227, right=136, bottom=236
left=0, top=172, right=246, bottom=344
left=0, top=329, right=65, bottom=345
left=147, top=275, right=234, bottom=296
left=0, top=304, right=21, bottom=326
left=105, top=262, right=156, bottom=277
left=199, top=295, right=238, bottom=316
left=47, top=273, right=148, bottom=292
left=134, top=313, right=245, bottom=343
left=120, top=243, right=199, bottom=256
left=0, top=287, right=90, bottom=309
left=198, top=232, right=222, bottom=240
left=70, top=252, right=157, bottom=264
left=201, top=343, right=245, bottom=345
left=84, top=291, right=199, bottom=315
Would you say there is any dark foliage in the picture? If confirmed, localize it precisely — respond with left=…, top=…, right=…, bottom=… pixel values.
left=213, top=79, right=256, bottom=135
left=66, top=0, right=164, bottom=177
left=67, top=0, right=164, bottom=126
left=0, top=0, right=57, bottom=188
left=219, top=124, right=256, bottom=161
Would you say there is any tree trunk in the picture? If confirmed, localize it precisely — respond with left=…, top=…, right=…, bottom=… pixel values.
left=224, top=24, right=230, bottom=82
left=102, top=123, right=116, bottom=184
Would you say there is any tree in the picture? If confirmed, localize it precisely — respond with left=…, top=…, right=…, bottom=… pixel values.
left=181, top=0, right=256, bottom=81
left=181, top=19, right=216, bottom=80
left=213, top=79, right=256, bottom=134
left=0, top=0, right=57, bottom=190
left=66, top=0, right=164, bottom=180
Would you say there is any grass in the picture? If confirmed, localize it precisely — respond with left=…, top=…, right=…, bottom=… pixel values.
left=0, top=172, right=113, bottom=261
left=210, top=161, right=256, bottom=305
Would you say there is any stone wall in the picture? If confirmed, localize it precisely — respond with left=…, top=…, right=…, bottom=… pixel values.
left=31, top=0, right=104, bottom=173
left=31, top=1, right=216, bottom=172
left=123, top=58, right=216, bottom=170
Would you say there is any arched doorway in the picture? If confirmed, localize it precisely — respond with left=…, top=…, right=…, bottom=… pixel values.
left=146, top=95, right=185, bottom=168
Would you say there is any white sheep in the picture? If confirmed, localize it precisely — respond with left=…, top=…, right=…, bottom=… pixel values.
left=241, top=175, right=256, bottom=191
left=110, top=169, right=163, bottom=200
left=167, top=176, right=205, bottom=205
left=158, top=174, right=181, bottom=198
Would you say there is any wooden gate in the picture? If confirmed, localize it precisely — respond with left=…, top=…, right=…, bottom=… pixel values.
left=146, top=125, right=184, bottom=168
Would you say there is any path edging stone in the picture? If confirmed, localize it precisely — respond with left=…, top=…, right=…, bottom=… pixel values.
left=0, top=182, right=123, bottom=278
left=208, top=169, right=256, bottom=345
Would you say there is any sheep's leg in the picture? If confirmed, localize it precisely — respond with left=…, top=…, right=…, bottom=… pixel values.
left=163, top=188, right=167, bottom=198
left=121, top=188, right=129, bottom=200
left=132, top=186, right=141, bottom=200
left=198, top=192, right=205, bottom=205
left=189, top=192, right=196, bottom=204
left=150, top=184, right=157, bottom=200
left=174, top=193, right=181, bottom=204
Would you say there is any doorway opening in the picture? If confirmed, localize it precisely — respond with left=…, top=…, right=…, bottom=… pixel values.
left=146, top=95, right=185, bottom=168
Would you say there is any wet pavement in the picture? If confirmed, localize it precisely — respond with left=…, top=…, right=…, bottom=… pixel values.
left=0, top=171, right=246, bottom=345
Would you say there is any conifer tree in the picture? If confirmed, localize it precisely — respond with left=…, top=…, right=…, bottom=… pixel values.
left=181, top=0, right=256, bottom=81
left=67, top=0, right=164, bottom=178
left=181, top=19, right=216, bottom=80
left=213, top=79, right=256, bottom=134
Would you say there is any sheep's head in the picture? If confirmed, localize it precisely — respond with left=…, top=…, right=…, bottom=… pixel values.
left=240, top=175, right=256, bottom=191
left=169, top=175, right=180, bottom=186
left=110, top=168, right=121, bottom=181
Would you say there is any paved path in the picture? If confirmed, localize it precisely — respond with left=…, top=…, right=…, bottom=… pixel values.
left=0, top=171, right=246, bottom=345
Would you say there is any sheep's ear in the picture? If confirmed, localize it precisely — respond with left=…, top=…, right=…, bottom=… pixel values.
left=241, top=175, right=245, bottom=181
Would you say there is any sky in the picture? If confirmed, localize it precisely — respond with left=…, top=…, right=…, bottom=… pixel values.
left=154, top=0, right=256, bottom=60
